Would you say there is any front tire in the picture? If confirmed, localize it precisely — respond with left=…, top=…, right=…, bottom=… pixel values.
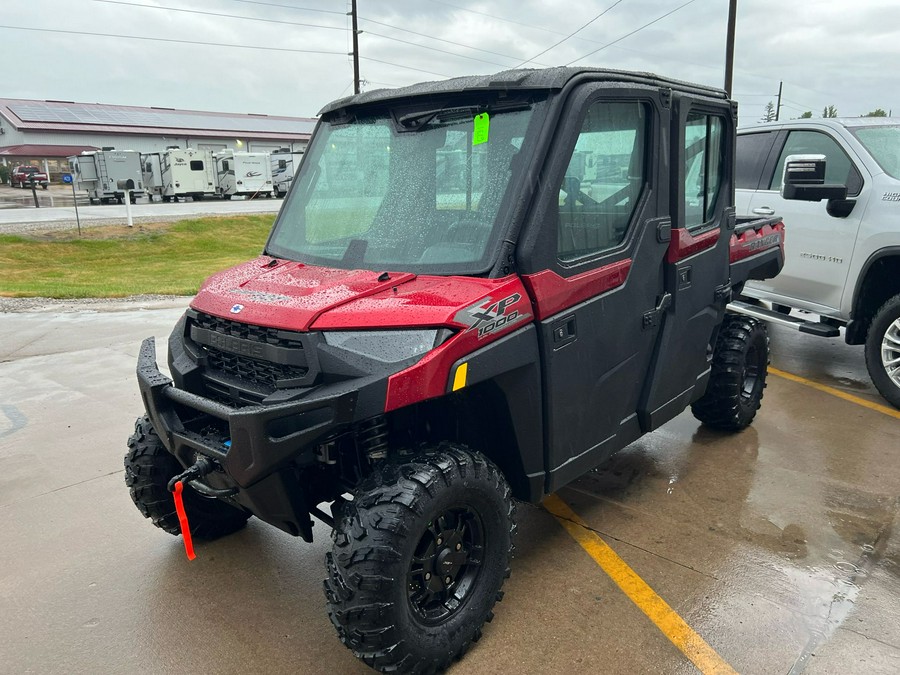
left=124, top=416, right=250, bottom=539
left=692, top=315, right=769, bottom=431
left=325, top=444, right=515, bottom=674
left=865, top=294, right=900, bottom=408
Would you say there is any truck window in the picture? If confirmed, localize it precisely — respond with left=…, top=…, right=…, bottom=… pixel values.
left=768, top=130, right=862, bottom=196
left=850, top=125, right=900, bottom=180
left=222, top=160, right=230, bottom=171
left=190, top=160, right=204, bottom=171
left=279, top=159, right=287, bottom=170
left=684, top=113, right=725, bottom=230
left=735, top=131, right=776, bottom=189
left=557, top=101, right=648, bottom=261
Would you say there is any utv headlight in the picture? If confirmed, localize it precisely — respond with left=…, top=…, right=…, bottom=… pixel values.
left=323, top=330, right=441, bottom=363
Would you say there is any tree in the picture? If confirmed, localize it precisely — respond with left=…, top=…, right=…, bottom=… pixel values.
left=761, top=101, right=776, bottom=122
left=864, top=108, right=887, bottom=117
left=823, top=105, right=838, bottom=118
left=799, top=111, right=813, bottom=118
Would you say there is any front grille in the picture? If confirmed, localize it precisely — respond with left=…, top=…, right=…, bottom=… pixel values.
left=187, top=310, right=312, bottom=396
left=204, top=344, right=308, bottom=390
left=191, top=311, right=305, bottom=349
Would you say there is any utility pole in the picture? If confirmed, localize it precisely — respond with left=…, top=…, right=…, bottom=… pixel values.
left=724, top=0, right=737, bottom=97
left=350, top=0, right=360, bottom=95
left=775, top=81, right=783, bottom=121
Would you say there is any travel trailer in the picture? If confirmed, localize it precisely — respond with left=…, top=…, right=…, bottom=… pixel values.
left=213, top=150, right=273, bottom=199
left=68, top=149, right=145, bottom=204
left=142, top=147, right=216, bottom=202
left=269, top=148, right=304, bottom=197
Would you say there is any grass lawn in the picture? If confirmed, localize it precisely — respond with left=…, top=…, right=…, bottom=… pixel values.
left=0, top=215, right=275, bottom=298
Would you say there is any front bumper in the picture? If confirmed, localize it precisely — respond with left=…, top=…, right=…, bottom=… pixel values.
left=137, top=337, right=357, bottom=488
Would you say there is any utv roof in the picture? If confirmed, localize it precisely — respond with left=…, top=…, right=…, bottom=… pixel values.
left=319, top=67, right=728, bottom=115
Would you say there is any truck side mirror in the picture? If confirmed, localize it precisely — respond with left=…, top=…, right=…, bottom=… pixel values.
left=781, top=154, right=848, bottom=202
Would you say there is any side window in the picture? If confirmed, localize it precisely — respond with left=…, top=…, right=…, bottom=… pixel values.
left=278, top=159, right=287, bottom=170
left=557, top=101, right=648, bottom=262
left=769, top=130, right=862, bottom=196
left=190, top=160, right=204, bottom=171
left=735, top=132, right=776, bottom=189
left=684, top=113, right=725, bottom=230
left=222, top=160, right=230, bottom=171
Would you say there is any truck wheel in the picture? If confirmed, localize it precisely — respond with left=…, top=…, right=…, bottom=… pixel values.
left=325, top=444, right=515, bottom=674
left=865, top=294, right=900, bottom=408
left=691, top=315, right=769, bottom=431
left=124, top=415, right=250, bottom=539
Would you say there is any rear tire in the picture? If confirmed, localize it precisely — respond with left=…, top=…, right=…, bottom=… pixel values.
left=865, top=294, right=900, bottom=409
left=124, top=415, right=250, bottom=539
left=692, top=315, right=769, bottom=431
left=325, top=444, right=515, bottom=674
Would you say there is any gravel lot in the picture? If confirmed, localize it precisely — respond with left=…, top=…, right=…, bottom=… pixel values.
left=0, top=295, right=190, bottom=313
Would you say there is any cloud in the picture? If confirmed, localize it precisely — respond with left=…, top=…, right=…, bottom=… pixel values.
left=4, top=0, right=897, bottom=120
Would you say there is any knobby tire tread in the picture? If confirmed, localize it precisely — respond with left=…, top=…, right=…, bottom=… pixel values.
left=691, top=315, right=769, bottom=431
left=124, top=415, right=250, bottom=540
left=324, top=443, right=515, bottom=675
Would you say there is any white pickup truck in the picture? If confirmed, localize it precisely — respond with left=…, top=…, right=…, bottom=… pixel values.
left=731, top=118, right=900, bottom=407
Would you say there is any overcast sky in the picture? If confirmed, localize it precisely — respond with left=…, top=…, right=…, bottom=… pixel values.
left=4, top=0, right=899, bottom=124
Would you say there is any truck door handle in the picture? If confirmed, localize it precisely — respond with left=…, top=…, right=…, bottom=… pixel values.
left=752, top=207, right=775, bottom=216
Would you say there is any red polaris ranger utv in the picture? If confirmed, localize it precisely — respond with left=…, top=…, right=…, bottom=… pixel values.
left=126, top=67, right=785, bottom=674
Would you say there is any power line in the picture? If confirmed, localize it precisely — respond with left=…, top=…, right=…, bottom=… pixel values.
left=222, top=0, right=346, bottom=16
left=565, top=0, right=701, bottom=66
left=365, top=30, right=512, bottom=68
left=359, top=17, right=533, bottom=65
left=517, top=0, right=628, bottom=68
left=89, top=0, right=346, bottom=32
left=424, top=0, right=574, bottom=36
left=0, top=24, right=347, bottom=55
left=360, top=56, right=451, bottom=78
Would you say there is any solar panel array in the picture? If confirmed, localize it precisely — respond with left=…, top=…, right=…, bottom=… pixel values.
left=7, top=101, right=315, bottom=135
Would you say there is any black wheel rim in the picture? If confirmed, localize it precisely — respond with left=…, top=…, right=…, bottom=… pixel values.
left=741, top=342, right=763, bottom=401
left=407, top=506, right=484, bottom=624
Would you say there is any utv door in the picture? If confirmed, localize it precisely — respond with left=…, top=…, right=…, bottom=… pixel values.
left=518, top=84, right=670, bottom=491
left=639, top=95, right=734, bottom=428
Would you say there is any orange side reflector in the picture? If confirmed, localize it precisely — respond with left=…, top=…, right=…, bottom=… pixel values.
left=172, top=481, right=196, bottom=561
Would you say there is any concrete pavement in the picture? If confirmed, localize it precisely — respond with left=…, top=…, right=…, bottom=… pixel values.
left=1, top=305, right=898, bottom=674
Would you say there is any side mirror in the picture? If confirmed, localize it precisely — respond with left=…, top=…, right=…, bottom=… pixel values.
left=781, top=154, right=848, bottom=202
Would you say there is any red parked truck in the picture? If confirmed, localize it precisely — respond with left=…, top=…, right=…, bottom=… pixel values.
left=10, top=164, right=49, bottom=189
left=126, top=67, right=785, bottom=674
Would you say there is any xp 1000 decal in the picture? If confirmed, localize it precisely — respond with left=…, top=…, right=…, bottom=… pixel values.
left=455, top=293, right=531, bottom=339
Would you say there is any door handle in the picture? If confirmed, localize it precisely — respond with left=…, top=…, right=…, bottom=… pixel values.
left=752, top=207, right=775, bottom=216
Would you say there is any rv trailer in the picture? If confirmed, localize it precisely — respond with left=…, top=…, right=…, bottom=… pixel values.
left=214, top=150, right=273, bottom=199
left=270, top=148, right=304, bottom=197
left=68, top=149, right=145, bottom=204
left=142, top=147, right=216, bottom=202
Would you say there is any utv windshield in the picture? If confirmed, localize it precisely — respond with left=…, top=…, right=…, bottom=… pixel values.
left=266, top=97, right=546, bottom=274
left=850, top=125, right=900, bottom=179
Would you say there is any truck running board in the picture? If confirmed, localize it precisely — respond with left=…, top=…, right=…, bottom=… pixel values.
left=726, top=301, right=840, bottom=337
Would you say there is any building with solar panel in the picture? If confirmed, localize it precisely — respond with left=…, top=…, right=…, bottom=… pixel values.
left=0, top=98, right=315, bottom=182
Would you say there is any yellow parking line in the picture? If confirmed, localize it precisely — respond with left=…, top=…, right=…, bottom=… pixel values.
left=544, top=494, right=737, bottom=675
left=768, top=367, right=900, bottom=420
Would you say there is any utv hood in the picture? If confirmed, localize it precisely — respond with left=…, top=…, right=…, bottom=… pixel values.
left=191, top=256, right=528, bottom=332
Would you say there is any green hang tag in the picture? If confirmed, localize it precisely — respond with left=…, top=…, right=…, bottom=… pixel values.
left=473, top=113, right=490, bottom=146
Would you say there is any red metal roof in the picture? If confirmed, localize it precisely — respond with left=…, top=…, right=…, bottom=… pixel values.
left=0, top=144, right=98, bottom=157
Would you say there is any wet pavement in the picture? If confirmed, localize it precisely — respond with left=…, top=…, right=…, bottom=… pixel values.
left=0, top=303, right=897, bottom=674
